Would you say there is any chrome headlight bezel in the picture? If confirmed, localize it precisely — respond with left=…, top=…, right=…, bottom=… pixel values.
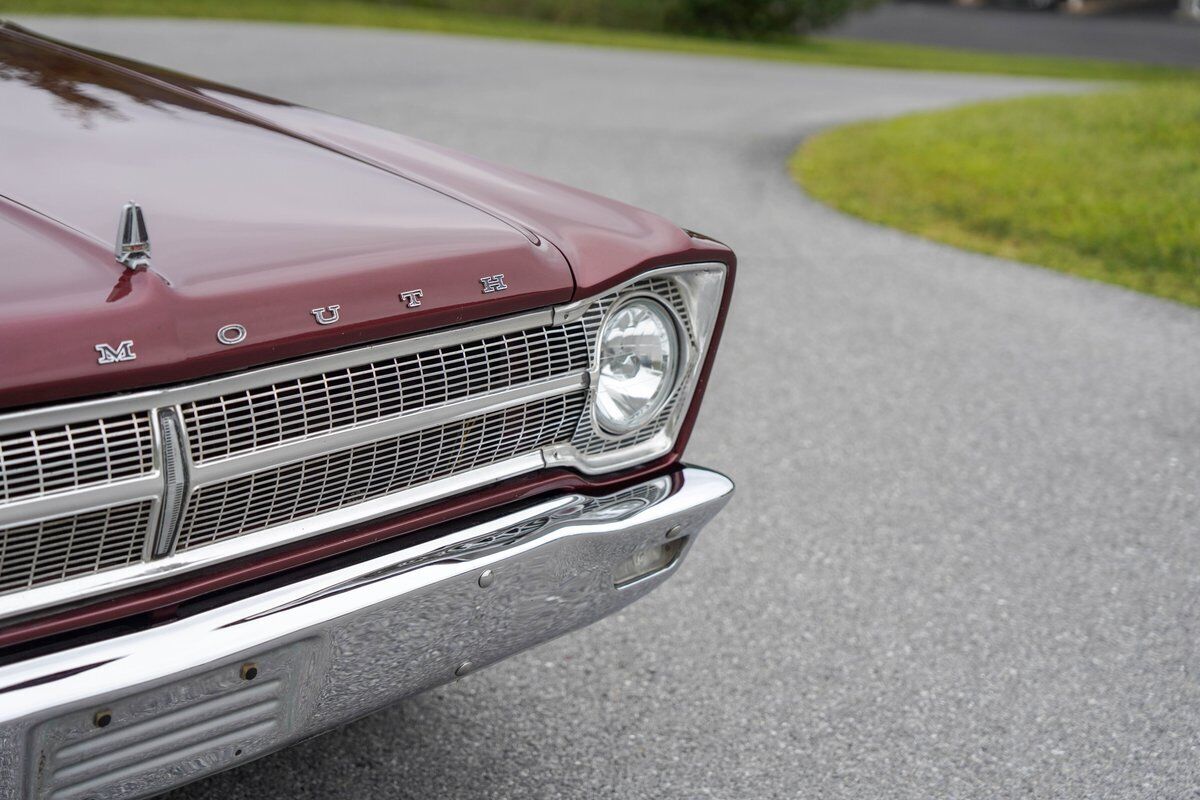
left=543, top=262, right=728, bottom=475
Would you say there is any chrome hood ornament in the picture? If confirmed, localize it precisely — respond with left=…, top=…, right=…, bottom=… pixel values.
left=115, top=201, right=151, bottom=269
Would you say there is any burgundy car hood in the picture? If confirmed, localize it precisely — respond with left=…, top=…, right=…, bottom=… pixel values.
left=0, top=23, right=732, bottom=410
left=0, top=24, right=573, bottom=408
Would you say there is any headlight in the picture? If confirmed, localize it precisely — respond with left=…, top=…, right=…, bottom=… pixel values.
left=545, top=262, right=727, bottom=474
left=594, top=297, right=681, bottom=434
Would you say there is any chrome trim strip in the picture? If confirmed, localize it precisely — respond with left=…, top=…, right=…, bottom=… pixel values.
left=544, top=432, right=675, bottom=475
left=187, top=373, right=588, bottom=483
left=0, top=467, right=733, bottom=800
left=153, top=409, right=188, bottom=557
left=0, top=476, right=162, bottom=528
left=172, top=452, right=544, bottom=565
left=0, top=453, right=547, bottom=621
left=0, top=309, right=554, bottom=436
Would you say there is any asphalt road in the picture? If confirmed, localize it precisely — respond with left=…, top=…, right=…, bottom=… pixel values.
left=828, top=2, right=1200, bottom=67
left=18, top=18, right=1200, bottom=799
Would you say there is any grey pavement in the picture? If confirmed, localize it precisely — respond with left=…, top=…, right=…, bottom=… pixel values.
left=17, top=18, right=1200, bottom=799
left=828, top=1, right=1200, bottom=67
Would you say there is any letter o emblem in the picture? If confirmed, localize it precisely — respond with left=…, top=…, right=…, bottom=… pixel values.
left=217, top=324, right=247, bottom=346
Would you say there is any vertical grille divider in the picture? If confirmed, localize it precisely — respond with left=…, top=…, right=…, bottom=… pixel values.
left=152, top=408, right=189, bottom=557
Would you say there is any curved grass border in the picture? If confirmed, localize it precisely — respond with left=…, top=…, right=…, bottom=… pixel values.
left=791, top=82, right=1200, bottom=308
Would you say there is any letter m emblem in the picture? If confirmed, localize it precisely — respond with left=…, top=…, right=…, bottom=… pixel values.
left=95, top=340, right=137, bottom=365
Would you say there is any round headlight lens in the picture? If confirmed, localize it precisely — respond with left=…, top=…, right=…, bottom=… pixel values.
left=594, top=298, right=681, bottom=435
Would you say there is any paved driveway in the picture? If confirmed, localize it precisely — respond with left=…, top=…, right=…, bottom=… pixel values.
left=18, top=18, right=1200, bottom=799
left=828, top=2, right=1200, bottom=67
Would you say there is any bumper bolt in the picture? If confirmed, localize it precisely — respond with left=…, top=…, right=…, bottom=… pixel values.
left=478, top=569, right=495, bottom=588
left=455, top=661, right=473, bottom=677
left=240, top=663, right=259, bottom=681
left=665, top=525, right=682, bottom=540
left=93, top=710, right=112, bottom=728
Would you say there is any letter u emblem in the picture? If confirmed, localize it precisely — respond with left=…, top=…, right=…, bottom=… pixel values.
left=311, top=305, right=341, bottom=325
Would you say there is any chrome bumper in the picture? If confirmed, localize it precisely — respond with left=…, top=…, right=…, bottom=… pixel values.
left=0, top=466, right=733, bottom=800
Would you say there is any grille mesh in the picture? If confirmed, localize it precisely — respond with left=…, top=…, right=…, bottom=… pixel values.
left=0, top=501, right=153, bottom=593
left=176, top=393, right=587, bottom=551
left=181, top=318, right=599, bottom=464
left=0, top=413, right=155, bottom=502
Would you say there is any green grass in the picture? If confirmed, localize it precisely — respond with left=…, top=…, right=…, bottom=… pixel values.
left=793, top=83, right=1200, bottom=307
left=2, top=0, right=1195, bottom=82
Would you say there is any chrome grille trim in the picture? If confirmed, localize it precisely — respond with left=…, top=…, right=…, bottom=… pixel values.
left=159, top=454, right=551, bottom=574
left=181, top=317, right=593, bottom=464
left=0, top=263, right=724, bottom=620
left=188, top=373, right=588, bottom=484
left=0, top=456, right=546, bottom=620
left=0, top=501, right=155, bottom=594
left=0, top=475, right=163, bottom=528
left=154, top=410, right=188, bottom=557
left=176, top=393, right=586, bottom=551
left=0, top=412, right=155, bottom=502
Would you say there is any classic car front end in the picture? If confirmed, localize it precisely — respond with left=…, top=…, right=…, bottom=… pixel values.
left=0, top=22, right=735, bottom=800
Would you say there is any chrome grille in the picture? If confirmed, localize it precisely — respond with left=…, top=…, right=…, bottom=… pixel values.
left=181, top=319, right=597, bottom=464
left=0, top=412, right=154, bottom=502
left=0, top=265, right=717, bottom=618
left=176, top=394, right=585, bottom=551
left=0, top=501, right=152, bottom=593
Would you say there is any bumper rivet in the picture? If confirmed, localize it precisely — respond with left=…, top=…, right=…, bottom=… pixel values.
left=455, top=661, right=473, bottom=677
left=478, top=569, right=495, bottom=588
left=665, top=525, right=682, bottom=540
left=93, top=710, right=112, bottom=728
left=240, top=663, right=259, bottom=681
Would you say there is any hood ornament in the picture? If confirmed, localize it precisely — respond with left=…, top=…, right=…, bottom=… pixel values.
left=115, top=201, right=151, bottom=270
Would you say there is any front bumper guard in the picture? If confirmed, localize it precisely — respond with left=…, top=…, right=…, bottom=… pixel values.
left=0, top=466, right=733, bottom=800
